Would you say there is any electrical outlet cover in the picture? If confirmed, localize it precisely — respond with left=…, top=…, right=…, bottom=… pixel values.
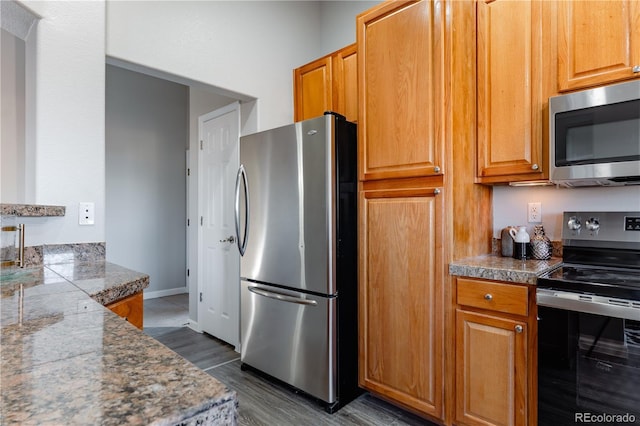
left=528, top=202, right=542, bottom=223
left=79, top=202, right=95, bottom=225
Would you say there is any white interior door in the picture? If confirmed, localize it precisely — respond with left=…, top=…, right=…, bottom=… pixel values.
left=198, top=102, right=240, bottom=348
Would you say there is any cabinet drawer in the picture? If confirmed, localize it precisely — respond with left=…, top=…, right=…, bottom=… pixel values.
left=456, top=278, right=528, bottom=316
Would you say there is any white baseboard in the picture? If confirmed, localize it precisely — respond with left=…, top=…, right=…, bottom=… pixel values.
left=187, top=320, right=202, bottom=333
left=143, top=287, right=188, bottom=300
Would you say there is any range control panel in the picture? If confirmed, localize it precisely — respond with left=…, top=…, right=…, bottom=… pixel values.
left=563, top=212, right=640, bottom=247
left=625, top=216, right=640, bottom=231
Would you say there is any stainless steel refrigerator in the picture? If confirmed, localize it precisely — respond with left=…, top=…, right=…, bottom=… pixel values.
left=234, top=112, right=359, bottom=413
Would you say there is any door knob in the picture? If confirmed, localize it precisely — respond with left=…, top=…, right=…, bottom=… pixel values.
left=220, top=235, right=236, bottom=243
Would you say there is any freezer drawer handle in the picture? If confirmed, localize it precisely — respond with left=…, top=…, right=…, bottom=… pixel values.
left=248, top=286, right=318, bottom=306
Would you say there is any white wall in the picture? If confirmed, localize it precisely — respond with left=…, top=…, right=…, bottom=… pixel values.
left=493, top=186, right=640, bottom=241
left=106, top=0, right=324, bottom=132
left=16, top=0, right=105, bottom=247
left=105, top=65, right=189, bottom=295
left=318, top=0, right=379, bottom=55
left=106, top=1, right=379, bottom=132
left=4, top=0, right=374, bottom=249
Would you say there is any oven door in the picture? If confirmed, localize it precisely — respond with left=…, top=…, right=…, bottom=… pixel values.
left=537, top=289, right=640, bottom=425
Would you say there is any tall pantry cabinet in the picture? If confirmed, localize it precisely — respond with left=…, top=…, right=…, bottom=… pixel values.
left=357, top=0, right=491, bottom=422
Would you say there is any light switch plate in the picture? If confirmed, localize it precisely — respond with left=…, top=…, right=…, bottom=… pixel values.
left=79, top=202, right=95, bottom=225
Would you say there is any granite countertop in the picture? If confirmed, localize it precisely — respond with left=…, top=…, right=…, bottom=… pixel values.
left=1, top=203, right=66, bottom=217
left=0, top=261, right=238, bottom=425
left=449, top=254, right=563, bottom=285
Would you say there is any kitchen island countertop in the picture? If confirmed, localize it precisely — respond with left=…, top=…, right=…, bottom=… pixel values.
left=449, top=254, right=562, bottom=285
left=1, top=260, right=237, bottom=425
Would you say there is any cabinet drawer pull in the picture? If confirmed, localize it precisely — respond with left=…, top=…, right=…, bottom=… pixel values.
left=531, top=163, right=539, bottom=170
left=515, top=325, right=523, bottom=333
left=484, top=293, right=493, bottom=301
left=633, top=65, right=640, bottom=73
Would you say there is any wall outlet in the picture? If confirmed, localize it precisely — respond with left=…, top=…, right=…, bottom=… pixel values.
left=79, top=202, right=95, bottom=225
left=527, top=202, right=542, bottom=223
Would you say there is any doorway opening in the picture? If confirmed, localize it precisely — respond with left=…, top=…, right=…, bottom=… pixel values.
left=105, top=57, right=257, bottom=333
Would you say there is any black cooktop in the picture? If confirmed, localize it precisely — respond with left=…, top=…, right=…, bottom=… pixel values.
left=538, top=264, right=640, bottom=300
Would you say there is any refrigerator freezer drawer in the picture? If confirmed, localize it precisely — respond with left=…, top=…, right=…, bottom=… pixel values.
left=240, top=281, right=336, bottom=403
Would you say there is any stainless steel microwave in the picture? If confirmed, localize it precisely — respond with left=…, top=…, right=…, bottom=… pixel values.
left=549, top=79, right=640, bottom=187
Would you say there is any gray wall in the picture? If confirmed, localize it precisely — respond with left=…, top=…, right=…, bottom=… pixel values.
left=318, top=1, right=380, bottom=55
left=106, top=65, right=188, bottom=296
left=1, top=29, right=26, bottom=203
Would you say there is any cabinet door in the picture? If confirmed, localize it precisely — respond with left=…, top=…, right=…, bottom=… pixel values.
left=359, top=183, right=443, bottom=419
left=106, top=292, right=144, bottom=329
left=456, top=310, right=527, bottom=426
left=558, top=0, right=640, bottom=92
left=332, top=44, right=358, bottom=123
left=294, top=56, right=332, bottom=122
left=476, top=0, right=545, bottom=182
left=357, top=0, right=444, bottom=181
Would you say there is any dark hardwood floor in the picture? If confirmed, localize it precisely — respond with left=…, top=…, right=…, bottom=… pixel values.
left=144, top=326, right=435, bottom=426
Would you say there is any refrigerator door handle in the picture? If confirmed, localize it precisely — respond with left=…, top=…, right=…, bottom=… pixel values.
left=235, top=164, right=249, bottom=256
left=248, top=286, right=318, bottom=306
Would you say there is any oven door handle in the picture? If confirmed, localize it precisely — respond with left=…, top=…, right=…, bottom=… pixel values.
left=537, top=289, right=640, bottom=321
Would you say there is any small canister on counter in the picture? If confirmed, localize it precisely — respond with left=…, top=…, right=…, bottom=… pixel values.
left=510, top=226, right=530, bottom=260
left=500, top=226, right=516, bottom=257
left=530, top=225, right=552, bottom=260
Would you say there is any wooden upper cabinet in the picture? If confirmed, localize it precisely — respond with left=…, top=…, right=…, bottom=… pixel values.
left=294, top=56, right=332, bottom=122
left=357, top=0, right=444, bottom=181
left=332, top=44, right=358, bottom=123
left=293, top=44, right=357, bottom=122
left=476, top=0, right=547, bottom=184
left=557, top=0, right=640, bottom=92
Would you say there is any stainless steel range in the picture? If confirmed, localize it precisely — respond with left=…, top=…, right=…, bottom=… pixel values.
left=537, top=212, right=640, bottom=425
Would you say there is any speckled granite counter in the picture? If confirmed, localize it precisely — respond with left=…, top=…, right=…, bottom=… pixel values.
left=449, top=254, right=562, bottom=285
left=0, top=262, right=238, bottom=425
left=1, top=203, right=66, bottom=217
left=45, top=261, right=150, bottom=306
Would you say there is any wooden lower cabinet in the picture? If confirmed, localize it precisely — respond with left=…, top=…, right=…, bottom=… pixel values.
left=455, top=311, right=527, bottom=426
left=455, top=278, right=535, bottom=426
left=106, top=291, right=144, bottom=329
left=359, top=180, right=444, bottom=420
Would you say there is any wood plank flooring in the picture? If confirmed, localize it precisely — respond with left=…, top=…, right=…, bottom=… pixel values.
left=144, top=326, right=436, bottom=426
